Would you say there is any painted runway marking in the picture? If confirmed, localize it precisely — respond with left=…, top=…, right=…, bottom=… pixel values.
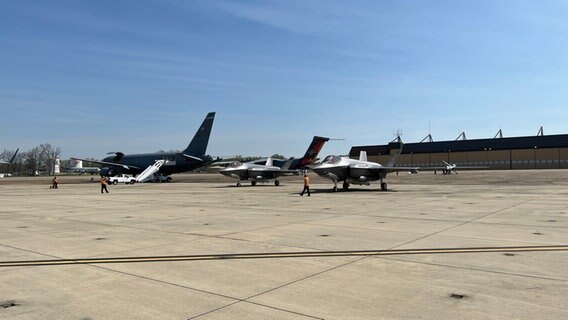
left=1, top=245, right=567, bottom=267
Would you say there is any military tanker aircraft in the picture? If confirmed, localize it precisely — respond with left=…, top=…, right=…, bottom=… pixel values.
left=72, top=112, right=216, bottom=179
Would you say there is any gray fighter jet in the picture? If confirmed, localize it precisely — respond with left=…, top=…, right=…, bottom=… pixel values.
left=72, top=112, right=217, bottom=179
left=219, top=136, right=329, bottom=187
left=311, top=145, right=417, bottom=192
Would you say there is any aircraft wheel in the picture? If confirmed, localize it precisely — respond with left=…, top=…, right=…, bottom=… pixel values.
left=130, top=180, right=136, bottom=184
left=166, top=177, right=172, bottom=182
left=381, top=182, right=388, bottom=191
left=112, top=180, right=118, bottom=185
left=251, top=181, right=257, bottom=186
left=342, top=182, right=349, bottom=190
left=333, top=186, right=338, bottom=192
left=236, top=182, right=241, bottom=187
left=275, top=180, right=280, bottom=186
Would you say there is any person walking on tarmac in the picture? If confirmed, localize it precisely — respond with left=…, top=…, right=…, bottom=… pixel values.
left=300, top=173, right=311, bottom=196
left=100, top=176, right=109, bottom=194
left=51, top=176, right=59, bottom=189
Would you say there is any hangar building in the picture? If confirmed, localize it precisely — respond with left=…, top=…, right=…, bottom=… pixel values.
left=349, top=132, right=568, bottom=170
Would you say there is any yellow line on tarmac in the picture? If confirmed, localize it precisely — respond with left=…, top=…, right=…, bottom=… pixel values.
left=1, top=245, right=567, bottom=268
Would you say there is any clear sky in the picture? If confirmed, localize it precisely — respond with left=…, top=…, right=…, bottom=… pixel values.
left=1, top=0, right=567, bottom=159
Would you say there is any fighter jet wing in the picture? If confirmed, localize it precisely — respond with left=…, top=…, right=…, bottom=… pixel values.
left=275, top=169, right=301, bottom=176
left=70, top=157, right=141, bottom=171
left=181, top=153, right=205, bottom=161
left=249, top=167, right=300, bottom=176
left=369, top=166, right=419, bottom=173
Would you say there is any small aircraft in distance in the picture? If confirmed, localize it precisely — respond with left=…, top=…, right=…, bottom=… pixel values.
left=441, top=161, right=459, bottom=174
left=219, top=136, right=329, bottom=187
left=311, top=144, right=417, bottom=192
left=0, top=148, right=19, bottom=164
left=420, top=161, right=488, bottom=174
left=72, top=112, right=217, bottom=179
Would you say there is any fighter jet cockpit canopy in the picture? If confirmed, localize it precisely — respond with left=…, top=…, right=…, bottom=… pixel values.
left=228, top=161, right=243, bottom=168
left=322, top=155, right=341, bottom=164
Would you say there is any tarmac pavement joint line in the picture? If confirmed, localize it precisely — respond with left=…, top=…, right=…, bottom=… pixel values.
left=1, top=245, right=566, bottom=267
left=386, top=186, right=568, bottom=251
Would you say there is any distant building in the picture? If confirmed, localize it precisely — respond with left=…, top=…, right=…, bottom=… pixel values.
left=350, top=133, right=568, bottom=169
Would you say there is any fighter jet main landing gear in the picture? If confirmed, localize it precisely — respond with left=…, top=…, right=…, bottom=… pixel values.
left=332, top=180, right=338, bottom=192
left=275, top=180, right=280, bottom=186
left=236, top=181, right=241, bottom=187
left=380, top=181, right=388, bottom=191
left=251, top=181, right=257, bottom=186
left=342, top=181, right=350, bottom=190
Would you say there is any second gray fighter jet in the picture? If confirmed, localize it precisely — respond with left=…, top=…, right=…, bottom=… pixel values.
left=220, top=136, right=329, bottom=186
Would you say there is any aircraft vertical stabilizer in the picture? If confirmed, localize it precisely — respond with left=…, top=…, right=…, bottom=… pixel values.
left=297, top=136, right=330, bottom=167
left=387, top=142, right=404, bottom=167
left=359, top=151, right=367, bottom=162
left=1, top=148, right=19, bottom=164
left=183, top=112, right=215, bottom=156
left=9, top=148, right=19, bottom=163
left=281, top=157, right=295, bottom=170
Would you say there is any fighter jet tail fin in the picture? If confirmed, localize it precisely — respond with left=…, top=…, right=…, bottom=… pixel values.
left=281, top=157, right=296, bottom=170
left=183, top=112, right=215, bottom=156
left=359, top=151, right=367, bottom=162
left=386, top=142, right=404, bottom=167
left=296, top=136, right=330, bottom=168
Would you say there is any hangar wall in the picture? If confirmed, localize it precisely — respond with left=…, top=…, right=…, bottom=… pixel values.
left=350, top=134, right=568, bottom=170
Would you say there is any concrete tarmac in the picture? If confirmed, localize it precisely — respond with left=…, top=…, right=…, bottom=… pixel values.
left=1, top=171, right=567, bottom=319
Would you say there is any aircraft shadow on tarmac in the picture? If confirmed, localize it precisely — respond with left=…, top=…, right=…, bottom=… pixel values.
left=212, top=185, right=400, bottom=193
left=214, top=184, right=286, bottom=189
left=289, top=188, right=400, bottom=195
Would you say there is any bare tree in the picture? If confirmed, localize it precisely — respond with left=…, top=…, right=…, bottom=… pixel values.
left=0, top=149, right=14, bottom=162
left=39, top=143, right=62, bottom=175
left=24, top=146, right=42, bottom=175
left=270, top=154, right=286, bottom=159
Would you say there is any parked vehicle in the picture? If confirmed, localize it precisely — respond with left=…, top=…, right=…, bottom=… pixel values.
left=150, top=174, right=173, bottom=183
left=108, top=174, right=137, bottom=185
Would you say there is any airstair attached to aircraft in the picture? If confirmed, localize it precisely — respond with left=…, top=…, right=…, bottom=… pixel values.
left=135, top=160, right=165, bottom=183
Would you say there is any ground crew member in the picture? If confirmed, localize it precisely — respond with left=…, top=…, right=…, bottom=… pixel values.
left=51, top=176, right=58, bottom=189
left=100, top=176, right=109, bottom=194
left=300, top=173, right=311, bottom=196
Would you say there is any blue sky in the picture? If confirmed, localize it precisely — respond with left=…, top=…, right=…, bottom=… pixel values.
left=1, top=0, right=568, bottom=159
